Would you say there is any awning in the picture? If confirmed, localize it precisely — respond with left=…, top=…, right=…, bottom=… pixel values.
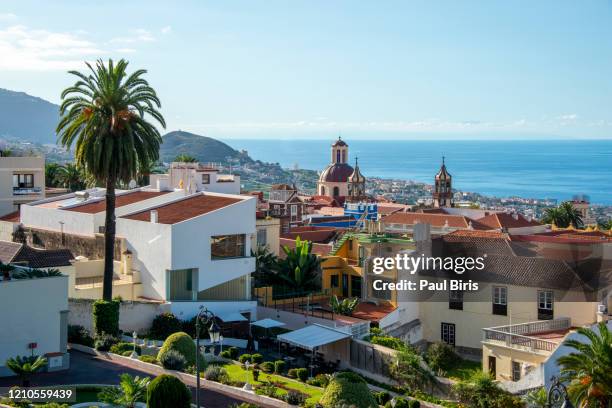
left=276, top=324, right=351, bottom=350
left=251, top=318, right=286, bottom=329
left=216, top=311, right=248, bottom=322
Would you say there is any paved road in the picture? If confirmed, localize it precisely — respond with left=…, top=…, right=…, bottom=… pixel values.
left=0, top=350, right=243, bottom=408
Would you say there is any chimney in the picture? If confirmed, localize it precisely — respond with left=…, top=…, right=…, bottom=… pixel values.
left=150, top=210, right=158, bottom=223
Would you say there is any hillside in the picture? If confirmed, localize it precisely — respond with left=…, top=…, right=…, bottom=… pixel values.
left=160, top=130, right=250, bottom=164
left=0, top=88, right=60, bottom=144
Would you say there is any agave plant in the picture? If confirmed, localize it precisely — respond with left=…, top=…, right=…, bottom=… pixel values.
left=98, top=373, right=150, bottom=408
left=11, top=268, right=63, bottom=280
left=5, top=355, right=48, bottom=387
left=329, top=295, right=359, bottom=316
left=0, top=262, right=15, bottom=280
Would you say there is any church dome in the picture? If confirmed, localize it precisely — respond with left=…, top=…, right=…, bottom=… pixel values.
left=319, top=162, right=354, bottom=183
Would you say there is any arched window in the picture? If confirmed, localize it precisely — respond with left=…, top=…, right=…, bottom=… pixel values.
left=336, top=150, right=341, bottom=163
left=333, top=186, right=340, bottom=197
left=320, top=186, right=326, bottom=196
left=341, top=150, right=346, bottom=163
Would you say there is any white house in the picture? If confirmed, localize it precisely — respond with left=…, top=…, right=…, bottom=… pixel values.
left=149, top=162, right=241, bottom=195
left=0, top=274, right=69, bottom=377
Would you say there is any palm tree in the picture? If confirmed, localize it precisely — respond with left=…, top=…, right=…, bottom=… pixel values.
left=0, top=261, right=15, bottom=280
left=557, top=322, right=612, bottom=407
left=55, top=163, right=85, bottom=191
left=329, top=295, right=359, bottom=316
left=98, top=373, right=150, bottom=408
left=5, top=355, right=47, bottom=387
left=45, top=162, right=61, bottom=187
left=272, top=237, right=321, bottom=294
left=523, top=387, right=547, bottom=408
left=559, top=201, right=583, bottom=228
left=251, top=245, right=278, bottom=288
left=57, top=59, right=165, bottom=301
left=174, top=154, right=197, bottom=163
left=542, top=207, right=567, bottom=227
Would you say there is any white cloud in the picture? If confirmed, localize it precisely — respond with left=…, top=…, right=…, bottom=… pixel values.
left=0, top=25, right=103, bottom=71
left=0, top=12, right=17, bottom=21
left=110, top=28, right=155, bottom=44
left=115, top=48, right=137, bottom=54
left=557, top=113, right=578, bottom=121
left=161, top=26, right=172, bottom=35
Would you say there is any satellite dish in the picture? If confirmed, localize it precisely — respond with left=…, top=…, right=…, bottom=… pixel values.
left=128, top=179, right=137, bottom=189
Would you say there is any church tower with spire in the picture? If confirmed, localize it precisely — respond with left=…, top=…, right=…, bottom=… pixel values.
left=347, top=157, right=366, bottom=202
left=433, top=157, right=453, bottom=208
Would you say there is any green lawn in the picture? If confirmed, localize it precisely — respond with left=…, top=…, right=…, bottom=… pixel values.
left=220, top=363, right=324, bottom=404
left=444, top=359, right=482, bottom=381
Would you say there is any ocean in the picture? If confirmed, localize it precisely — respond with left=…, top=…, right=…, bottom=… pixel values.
left=222, top=139, right=612, bottom=205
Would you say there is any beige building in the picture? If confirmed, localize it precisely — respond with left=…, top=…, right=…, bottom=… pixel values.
left=0, top=155, right=45, bottom=217
left=253, top=215, right=281, bottom=256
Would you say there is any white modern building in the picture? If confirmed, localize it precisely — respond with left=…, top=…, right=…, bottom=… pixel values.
left=17, top=185, right=257, bottom=320
left=0, top=273, right=69, bottom=377
left=149, top=162, right=241, bottom=195
left=0, top=155, right=45, bottom=218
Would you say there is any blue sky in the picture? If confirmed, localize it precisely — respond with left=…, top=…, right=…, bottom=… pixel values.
left=1, top=1, right=612, bottom=139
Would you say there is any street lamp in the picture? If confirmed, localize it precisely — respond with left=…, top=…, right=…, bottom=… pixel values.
left=130, top=331, right=138, bottom=359
left=546, top=377, right=574, bottom=408
left=195, top=306, right=220, bottom=408
left=243, top=360, right=252, bottom=392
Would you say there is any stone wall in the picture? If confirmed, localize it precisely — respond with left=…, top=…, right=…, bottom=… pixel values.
left=21, top=226, right=123, bottom=260
left=68, top=298, right=169, bottom=334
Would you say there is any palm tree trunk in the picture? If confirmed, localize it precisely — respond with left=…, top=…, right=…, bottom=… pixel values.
left=102, top=176, right=116, bottom=301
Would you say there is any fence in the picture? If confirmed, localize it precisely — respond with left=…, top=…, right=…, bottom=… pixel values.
left=349, top=338, right=396, bottom=378
left=482, top=318, right=571, bottom=353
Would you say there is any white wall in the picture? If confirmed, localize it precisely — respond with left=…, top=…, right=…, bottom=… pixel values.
left=0, top=276, right=68, bottom=375
left=170, top=300, right=257, bottom=321
left=21, top=203, right=96, bottom=235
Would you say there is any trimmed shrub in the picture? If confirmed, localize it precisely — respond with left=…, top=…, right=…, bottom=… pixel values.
left=374, top=391, right=391, bottom=405
left=425, top=342, right=460, bottom=372
left=370, top=335, right=408, bottom=352
left=336, top=371, right=366, bottom=384
left=228, top=347, right=239, bottom=359
left=320, top=377, right=378, bottom=408
left=251, top=353, right=263, bottom=364
left=307, top=373, right=330, bottom=388
left=296, top=367, right=308, bottom=382
left=94, top=333, right=119, bottom=351
left=159, top=349, right=186, bottom=371
left=238, top=354, right=252, bottom=364
left=408, top=399, right=421, bottom=408
left=150, top=313, right=182, bottom=340
left=284, top=390, right=306, bottom=405
left=110, top=342, right=141, bottom=356
left=204, top=365, right=229, bottom=382
left=287, top=368, right=298, bottom=378
left=260, top=361, right=274, bottom=373
left=157, top=331, right=201, bottom=367
left=67, top=325, right=94, bottom=347
left=252, top=369, right=260, bottom=382
left=220, top=350, right=232, bottom=359
left=274, top=360, right=286, bottom=374
left=147, top=374, right=191, bottom=408
left=92, top=299, right=120, bottom=336
left=139, top=355, right=158, bottom=364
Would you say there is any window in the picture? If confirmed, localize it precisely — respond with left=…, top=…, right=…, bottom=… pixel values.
left=256, top=229, right=267, bottom=246
left=512, top=361, right=521, bottom=381
left=538, top=290, right=554, bottom=320
left=211, top=234, right=246, bottom=259
left=348, top=239, right=353, bottom=251
left=449, top=290, right=463, bottom=310
left=372, top=278, right=392, bottom=300
left=336, top=150, right=341, bottom=163
left=330, top=274, right=339, bottom=288
left=333, top=186, right=340, bottom=197
left=201, top=174, right=210, bottom=184
left=167, top=268, right=197, bottom=300
left=290, top=205, right=297, bottom=217
left=441, top=323, right=455, bottom=346
left=492, top=286, right=508, bottom=316
left=13, top=174, right=34, bottom=189
left=351, top=275, right=362, bottom=297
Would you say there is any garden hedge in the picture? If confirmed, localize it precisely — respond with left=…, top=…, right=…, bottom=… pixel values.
left=92, top=299, right=120, bottom=336
left=146, top=374, right=190, bottom=408
left=157, top=331, right=201, bottom=367
left=320, top=377, right=378, bottom=408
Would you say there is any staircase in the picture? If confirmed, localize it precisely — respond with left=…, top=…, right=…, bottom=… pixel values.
left=330, top=232, right=352, bottom=256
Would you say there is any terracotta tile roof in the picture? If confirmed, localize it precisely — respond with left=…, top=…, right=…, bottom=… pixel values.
left=476, top=212, right=541, bottom=229
left=279, top=238, right=332, bottom=256
left=0, top=240, right=74, bottom=268
left=445, top=230, right=507, bottom=239
left=65, top=191, right=170, bottom=214
left=0, top=211, right=20, bottom=223
left=383, top=212, right=490, bottom=230
left=352, top=302, right=397, bottom=322
left=122, top=194, right=243, bottom=224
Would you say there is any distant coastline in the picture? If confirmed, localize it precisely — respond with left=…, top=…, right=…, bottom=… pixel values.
left=224, top=138, right=612, bottom=205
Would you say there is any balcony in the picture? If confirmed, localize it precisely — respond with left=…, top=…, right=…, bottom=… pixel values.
left=13, top=186, right=43, bottom=196
left=482, top=317, right=571, bottom=354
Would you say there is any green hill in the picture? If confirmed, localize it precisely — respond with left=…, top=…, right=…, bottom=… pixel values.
left=159, top=130, right=250, bottom=164
left=0, top=88, right=59, bottom=144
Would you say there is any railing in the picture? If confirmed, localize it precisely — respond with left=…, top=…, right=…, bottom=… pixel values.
left=482, top=318, right=571, bottom=353
left=13, top=187, right=42, bottom=195
left=253, top=286, right=337, bottom=321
